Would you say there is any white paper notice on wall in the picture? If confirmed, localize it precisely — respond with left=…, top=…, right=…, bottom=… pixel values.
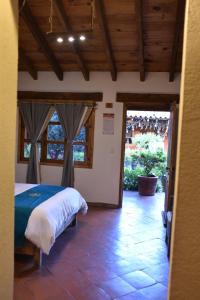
left=103, top=113, right=114, bottom=135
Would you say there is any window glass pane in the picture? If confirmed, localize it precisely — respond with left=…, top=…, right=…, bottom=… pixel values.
left=47, top=143, right=64, bottom=160
left=24, top=143, right=31, bottom=158
left=24, top=143, right=41, bottom=159
left=74, top=127, right=86, bottom=142
left=50, top=111, right=60, bottom=122
left=73, top=145, right=85, bottom=161
left=48, top=125, right=65, bottom=141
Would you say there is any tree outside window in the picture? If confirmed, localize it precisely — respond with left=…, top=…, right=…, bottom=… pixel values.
left=19, top=109, right=94, bottom=168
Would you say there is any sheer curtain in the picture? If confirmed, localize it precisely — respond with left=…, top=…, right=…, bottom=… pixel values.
left=19, top=103, right=51, bottom=183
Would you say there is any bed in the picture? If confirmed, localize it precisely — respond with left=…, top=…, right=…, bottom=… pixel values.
left=14, top=183, right=88, bottom=266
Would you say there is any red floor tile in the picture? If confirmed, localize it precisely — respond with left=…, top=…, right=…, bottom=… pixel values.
left=122, top=270, right=156, bottom=289
left=138, top=283, right=167, bottom=300
left=98, top=276, right=136, bottom=298
left=14, top=192, right=168, bottom=300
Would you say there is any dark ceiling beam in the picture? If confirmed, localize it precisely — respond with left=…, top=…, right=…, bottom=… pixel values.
left=116, top=93, right=179, bottom=103
left=135, top=0, right=145, bottom=81
left=19, top=48, right=38, bottom=80
left=95, top=0, right=117, bottom=81
left=20, top=2, right=63, bottom=81
left=54, top=0, right=89, bottom=81
left=18, top=91, right=103, bottom=102
left=169, top=0, right=186, bottom=82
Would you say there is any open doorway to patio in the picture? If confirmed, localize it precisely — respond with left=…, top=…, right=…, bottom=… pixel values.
left=116, top=93, right=179, bottom=298
left=117, top=109, right=171, bottom=297
left=123, top=110, right=170, bottom=232
left=124, top=110, right=170, bottom=196
left=117, top=95, right=179, bottom=249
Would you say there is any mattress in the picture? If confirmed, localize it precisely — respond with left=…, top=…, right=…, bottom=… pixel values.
left=15, top=183, right=88, bottom=254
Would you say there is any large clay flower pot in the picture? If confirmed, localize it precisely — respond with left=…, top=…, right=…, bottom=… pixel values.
left=138, top=175, right=158, bottom=196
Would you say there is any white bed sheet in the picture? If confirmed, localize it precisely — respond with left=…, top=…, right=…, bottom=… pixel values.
left=15, top=183, right=88, bottom=254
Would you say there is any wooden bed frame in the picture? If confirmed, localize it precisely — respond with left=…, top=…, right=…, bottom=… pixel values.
left=15, top=215, right=77, bottom=267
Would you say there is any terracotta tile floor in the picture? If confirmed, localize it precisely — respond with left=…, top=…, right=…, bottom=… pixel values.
left=14, top=191, right=169, bottom=300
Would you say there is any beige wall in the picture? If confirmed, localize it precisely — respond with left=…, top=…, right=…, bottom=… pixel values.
left=0, top=1, right=18, bottom=299
left=17, top=72, right=180, bottom=205
left=169, top=0, right=200, bottom=299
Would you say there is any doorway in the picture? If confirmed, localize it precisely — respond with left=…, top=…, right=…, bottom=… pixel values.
left=117, top=94, right=179, bottom=298
left=117, top=93, right=179, bottom=212
left=123, top=109, right=170, bottom=230
left=120, top=108, right=172, bottom=299
left=124, top=110, right=170, bottom=195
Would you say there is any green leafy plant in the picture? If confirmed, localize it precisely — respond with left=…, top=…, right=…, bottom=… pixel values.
left=124, top=133, right=167, bottom=192
left=124, top=152, right=132, bottom=165
left=133, top=133, right=163, bottom=150
left=135, top=149, right=166, bottom=177
left=123, top=166, right=144, bottom=190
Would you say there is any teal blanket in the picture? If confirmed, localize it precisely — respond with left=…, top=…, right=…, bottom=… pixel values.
left=15, top=184, right=65, bottom=247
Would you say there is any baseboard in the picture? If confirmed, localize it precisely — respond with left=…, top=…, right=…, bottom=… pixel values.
left=87, top=202, right=119, bottom=209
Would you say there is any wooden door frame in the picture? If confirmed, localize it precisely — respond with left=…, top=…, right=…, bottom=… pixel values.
left=117, top=93, right=179, bottom=208
left=163, top=102, right=179, bottom=222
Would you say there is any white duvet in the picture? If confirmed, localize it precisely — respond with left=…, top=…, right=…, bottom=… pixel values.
left=15, top=183, right=88, bottom=254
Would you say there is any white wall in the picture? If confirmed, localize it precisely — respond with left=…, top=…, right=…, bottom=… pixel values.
left=17, top=72, right=180, bottom=205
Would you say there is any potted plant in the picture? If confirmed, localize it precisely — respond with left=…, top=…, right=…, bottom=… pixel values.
left=132, top=149, right=166, bottom=196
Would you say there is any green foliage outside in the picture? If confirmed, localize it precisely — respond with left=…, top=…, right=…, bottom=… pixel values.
left=48, top=125, right=64, bottom=141
left=73, top=145, right=85, bottom=161
left=24, top=111, right=86, bottom=161
left=132, top=149, right=166, bottom=177
left=73, top=151, right=84, bottom=161
left=124, top=133, right=167, bottom=192
left=124, top=166, right=144, bottom=191
left=133, top=133, right=163, bottom=150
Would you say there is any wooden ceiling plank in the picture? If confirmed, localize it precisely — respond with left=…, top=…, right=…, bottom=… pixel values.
left=95, top=0, right=117, bottom=81
left=18, top=1, right=184, bottom=75
left=169, top=0, right=186, bottom=82
left=19, top=48, right=38, bottom=80
left=54, top=0, right=89, bottom=81
left=20, top=2, right=63, bottom=81
left=135, top=0, right=145, bottom=81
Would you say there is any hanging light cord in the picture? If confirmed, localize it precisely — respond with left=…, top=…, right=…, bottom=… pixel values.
left=91, top=0, right=95, bottom=31
left=19, top=0, right=26, bottom=13
left=47, top=0, right=53, bottom=34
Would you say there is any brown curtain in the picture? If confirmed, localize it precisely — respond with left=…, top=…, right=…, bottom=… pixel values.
left=19, top=103, right=51, bottom=183
left=76, top=107, right=93, bottom=135
left=55, top=104, right=86, bottom=187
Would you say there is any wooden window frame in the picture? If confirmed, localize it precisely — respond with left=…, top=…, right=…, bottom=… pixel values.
left=18, top=108, right=95, bottom=169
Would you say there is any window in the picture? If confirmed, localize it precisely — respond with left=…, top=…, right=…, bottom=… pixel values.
left=19, top=108, right=94, bottom=168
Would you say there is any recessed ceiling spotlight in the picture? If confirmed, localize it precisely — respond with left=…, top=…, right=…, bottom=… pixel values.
left=79, top=35, right=86, bottom=41
left=57, top=37, right=64, bottom=43
left=68, top=36, right=75, bottom=43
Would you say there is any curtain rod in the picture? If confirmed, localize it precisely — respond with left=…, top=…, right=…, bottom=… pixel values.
left=17, top=91, right=103, bottom=102
left=17, top=100, right=97, bottom=107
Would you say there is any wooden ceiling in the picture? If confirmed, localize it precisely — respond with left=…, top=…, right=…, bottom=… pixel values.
left=18, top=0, right=186, bottom=82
